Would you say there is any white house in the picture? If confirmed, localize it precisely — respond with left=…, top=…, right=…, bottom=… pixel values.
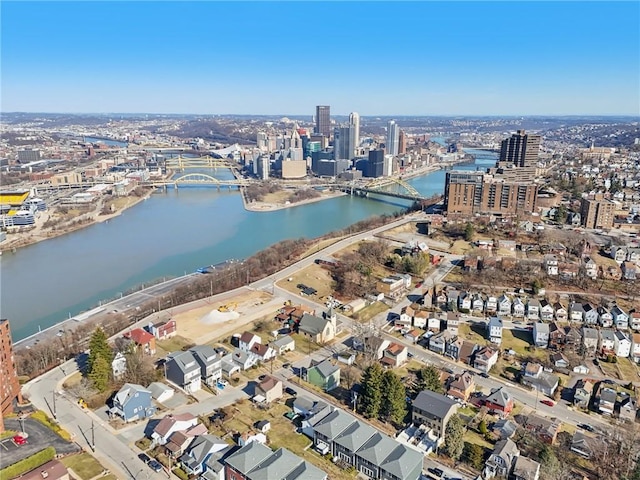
left=583, top=257, right=598, bottom=279
left=614, top=331, right=631, bottom=358
left=540, top=300, right=554, bottom=321
left=239, top=332, right=262, bottom=352
left=532, top=323, right=549, bottom=348
left=631, top=333, right=640, bottom=363
left=486, top=296, right=498, bottom=313
left=512, top=298, right=526, bottom=318
left=488, top=317, right=503, bottom=345
left=112, top=351, right=127, bottom=379
left=544, top=255, right=559, bottom=276
left=598, top=306, right=613, bottom=327
left=498, top=295, right=512, bottom=316
left=472, top=294, right=485, bottom=313
left=569, top=303, right=584, bottom=323
left=526, top=299, right=540, bottom=320
left=611, top=306, right=629, bottom=330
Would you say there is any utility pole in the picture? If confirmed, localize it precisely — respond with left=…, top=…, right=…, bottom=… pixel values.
left=52, top=392, right=57, bottom=419
left=91, top=420, right=95, bottom=451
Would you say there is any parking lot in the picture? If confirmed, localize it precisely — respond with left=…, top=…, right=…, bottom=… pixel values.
left=0, top=418, right=81, bottom=469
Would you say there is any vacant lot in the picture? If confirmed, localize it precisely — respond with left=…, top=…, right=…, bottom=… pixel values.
left=61, top=453, right=107, bottom=480
left=276, top=264, right=334, bottom=301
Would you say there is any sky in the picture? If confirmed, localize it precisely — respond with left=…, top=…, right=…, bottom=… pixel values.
left=1, top=1, right=639, bottom=116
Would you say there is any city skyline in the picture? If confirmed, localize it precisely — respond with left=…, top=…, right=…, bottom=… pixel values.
left=2, top=1, right=639, bottom=116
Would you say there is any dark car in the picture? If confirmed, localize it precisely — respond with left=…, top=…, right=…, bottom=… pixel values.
left=480, top=372, right=490, bottom=378
left=285, top=387, right=297, bottom=396
left=258, top=374, right=266, bottom=381
left=578, top=423, right=595, bottom=432
left=148, top=460, right=163, bottom=472
left=429, top=467, right=444, bottom=478
left=282, top=363, right=291, bottom=369
left=138, top=453, right=151, bottom=464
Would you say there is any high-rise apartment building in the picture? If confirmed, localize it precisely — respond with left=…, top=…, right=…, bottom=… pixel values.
left=580, top=195, right=616, bottom=229
left=499, top=129, right=541, bottom=168
left=398, top=130, right=407, bottom=155
left=315, top=106, right=331, bottom=138
left=1, top=319, right=22, bottom=432
left=386, top=120, right=399, bottom=156
left=348, top=112, right=360, bottom=157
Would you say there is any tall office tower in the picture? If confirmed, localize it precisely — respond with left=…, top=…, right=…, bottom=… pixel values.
left=256, top=132, right=269, bottom=152
left=499, top=129, right=541, bottom=168
left=398, top=130, right=407, bottom=155
left=334, top=126, right=353, bottom=161
left=348, top=112, right=360, bottom=157
left=291, top=128, right=301, bottom=149
left=367, top=149, right=385, bottom=178
left=315, top=106, right=331, bottom=138
left=0, top=319, right=22, bottom=432
left=386, top=120, right=399, bottom=156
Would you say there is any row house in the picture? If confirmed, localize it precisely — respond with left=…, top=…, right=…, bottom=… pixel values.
left=412, top=390, right=459, bottom=441
left=631, top=312, right=640, bottom=331
left=598, top=306, right=614, bottom=327
left=474, top=347, right=499, bottom=373
left=611, top=246, right=640, bottom=264
left=527, top=299, right=541, bottom=320
left=487, top=317, right=503, bottom=345
left=633, top=333, right=640, bottom=363
left=573, top=379, right=594, bottom=409
left=540, top=300, right=555, bottom=321
left=583, top=257, right=598, bottom=279
left=612, top=305, right=629, bottom=330
left=532, top=322, right=550, bottom=348
left=599, top=329, right=616, bottom=355
left=614, top=331, right=632, bottom=358
left=582, top=328, right=599, bottom=354
left=165, top=346, right=222, bottom=393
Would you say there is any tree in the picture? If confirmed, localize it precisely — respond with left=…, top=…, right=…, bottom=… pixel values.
left=464, top=222, right=474, bottom=242
left=478, top=420, right=488, bottom=435
left=416, top=365, right=443, bottom=394
left=539, top=445, right=560, bottom=478
left=360, top=363, right=383, bottom=419
left=463, top=442, right=485, bottom=470
left=88, top=355, right=110, bottom=392
left=381, top=370, right=407, bottom=425
left=443, top=415, right=465, bottom=460
left=88, top=327, right=112, bottom=375
left=531, top=278, right=544, bottom=295
left=123, top=349, right=158, bottom=386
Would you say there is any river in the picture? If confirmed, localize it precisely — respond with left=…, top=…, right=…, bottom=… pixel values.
left=1, top=151, right=497, bottom=341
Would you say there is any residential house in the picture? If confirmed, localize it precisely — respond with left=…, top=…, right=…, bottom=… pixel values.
left=617, top=395, right=638, bottom=423
left=427, top=316, right=441, bottom=333
left=404, top=329, right=422, bottom=344
left=429, top=331, right=453, bottom=355
left=487, top=316, right=503, bottom=345
left=521, top=362, right=559, bottom=396
left=446, top=289, right=460, bottom=311
left=472, top=294, right=485, bottom=313
left=631, top=312, right=640, bottom=331
left=358, top=337, right=390, bottom=360
left=596, top=386, right=617, bottom=415
left=445, top=336, right=463, bottom=361
left=612, top=305, right=629, bottom=330
left=397, top=306, right=415, bottom=330
left=599, top=329, right=616, bottom=354
left=413, top=310, right=429, bottom=329
left=548, top=322, right=565, bottom=350
left=270, top=335, right=295, bottom=355
left=512, top=456, right=540, bottom=480
left=123, top=328, right=156, bottom=355
left=564, top=327, right=582, bottom=352
left=221, top=357, right=241, bottom=378
left=484, top=387, right=514, bottom=418
left=459, top=341, right=479, bottom=365
left=164, top=424, right=208, bottom=459
left=255, top=376, right=283, bottom=404
left=180, top=434, right=229, bottom=477
left=551, top=352, right=569, bottom=369
left=483, top=438, right=520, bottom=479
left=434, top=290, right=448, bottom=308
left=20, top=461, right=70, bottom=480
left=111, top=351, right=127, bottom=379
left=532, top=322, right=549, bottom=348
left=474, top=347, right=498, bottom=373
left=582, top=327, right=599, bottom=354
left=622, top=261, right=638, bottom=280
left=412, top=390, right=459, bottom=442
left=598, top=306, right=613, bottom=327
left=306, top=360, right=340, bottom=391
left=109, top=383, right=155, bottom=422
left=492, top=419, right=517, bottom=440
left=569, top=302, right=585, bottom=323
left=255, top=420, right=271, bottom=434
left=611, top=245, right=628, bottom=264
left=485, top=295, right=498, bottom=314
left=583, top=257, right=598, bottom=279
left=573, top=379, right=594, bottom=409
left=148, top=382, right=175, bottom=403
left=527, top=299, right=540, bottom=320
left=554, top=303, right=568, bottom=322
left=524, top=413, right=561, bottom=445
left=614, top=331, right=632, bottom=358
left=298, top=312, right=336, bottom=343
left=497, top=295, right=512, bottom=316
left=446, top=313, right=460, bottom=335
left=512, top=297, right=526, bottom=318
left=249, top=343, right=276, bottom=363
left=544, top=254, right=559, bottom=276
left=540, top=300, right=555, bottom=321
left=146, top=319, right=177, bottom=340
left=229, top=349, right=258, bottom=371
left=239, top=332, right=261, bottom=352
left=583, top=303, right=599, bottom=325
left=571, top=431, right=600, bottom=458
left=151, top=413, right=198, bottom=446
left=447, top=372, right=475, bottom=402
left=381, top=343, right=408, bottom=368
left=458, top=292, right=472, bottom=311
left=632, top=333, right=640, bottom=363
left=190, top=345, right=222, bottom=387
left=165, top=350, right=202, bottom=393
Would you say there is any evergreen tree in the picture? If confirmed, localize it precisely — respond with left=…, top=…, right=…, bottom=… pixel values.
left=381, top=370, right=407, bottom=425
left=88, top=327, right=112, bottom=374
left=360, top=363, right=383, bottom=418
left=444, top=414, right=465, bottom=460
left=478, top=419, right=488, bottom=435
left=464, top=222, right=474, bottom=242
left=88, top=355, right=110, bottom=392
left=539, top=445, right=560, bottom=478
left=463, top=442, right=485, bottom=470
left=416, top=365, right=443, bottom=394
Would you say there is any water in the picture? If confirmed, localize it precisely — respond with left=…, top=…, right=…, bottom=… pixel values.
left=84, top=136, right=128, bottom=147
left=1, top=152, right=497, bottom=340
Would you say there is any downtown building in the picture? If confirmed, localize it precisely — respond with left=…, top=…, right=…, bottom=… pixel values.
left=499, top=129, right=541, bottom=168
left=580, top=193, right=616, bottom=229
left=386, top=120, right=399, bottom=156
left=0, top=319, right=22, bottom=432
left=315, top=105, right=331, bottom=139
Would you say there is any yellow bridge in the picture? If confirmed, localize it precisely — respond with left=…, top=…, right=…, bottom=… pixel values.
left=164, top=155, right=237, bottom=171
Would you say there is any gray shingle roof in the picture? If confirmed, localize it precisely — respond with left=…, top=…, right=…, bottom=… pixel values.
left=247, top=448, right=302, bottom=480
left=356, top=433, right=398, bottom=466
left=310, top=360, right=340, bottom=379
left=333, top=420, right=377, bottom=453
left=380, top=444, right=423, bottom=480
left=298, top=314, right=329, bottom=336
left=313, top=409, right=355, bottom=440
left=412, top=390, right=458, bottom=420
left=224, top=441, right=273, bottom=474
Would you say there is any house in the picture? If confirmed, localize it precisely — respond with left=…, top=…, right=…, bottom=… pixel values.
left=617, top=395, right=638, bottom=423
left=526, top=299, right=540, bottom=320
left=447, top=372, right=475, bottom=402
left=298, top=312, right=336, bottom=343
left=544, top=254, right=559, bottom=276
left=614, top=331, right=631, bottom=358
left=554, top=303, right=568, bottom=322
left=255, top=376, right=283, bottom=404
left=427, top=316, right=441, bottom=332
left=484, top=387, right=514, bottom=418
left=632, top=333, right=640, bottom=363
left=180, top=434, right=229, bottom=477
left=255, top=420, right=271, bottom=434
left=569, top=302, right=585, bottom=323
left=485, top=295, right=498, bottom=313
left=164, top=424, right=208, bottom=459
left=487, top=316, right=503, bottom=345
left=146, top=319, right=177, bottom=340
left=459, top=341, right=479, bottom=365
left=564, top=327, right=582, bottom=352
left=571, top=431, right=599, bottom=458
left=249, top=343, right=276, bottom=362
left=148, top=382, right=175, bottom=403
left=190, top=345, right=222, bottom=387
left=270, top=335, right=295, bottom=355
left=483, top=438, right=520, bottom=479
left=411, top=390, right=459, bottom=441
left=474, top=347, right=498, bottom=373
left=548, top=322, right=565, bottom=350
left=596, top=386, right=617, bottom=415
left=20, top=460, right=69, bottom=480
left=165, top=350, right=202, bottom=393
left=151, top=413, right=198, bottom=445
left=573, top=364, right=589, bottom=374
left=429, top=331, right=452, bottom=355
left=446, top=289, right=460, bottom=310
left=463, top=256, right=479, bottom=272
left=445, top=336, right=463, bottom=361
left=599, top=329, right=616, bottom=354
left=229, top=349, right=258, bottom=371
left=356, top=337, right=389, bottom=360
left=512, top=456, right=541, bottom=480
left=123, top=328, right=156, bottom=355
left=239, top=332, right=262, bottom=352
left=458, top=292, right=472, bottom=311
left=532, top=322, right=549, bottom=348
left=631, top=312, right=640, bottom=331
left=446, top=313, right=460, bottom=335
left=521, top=363, right=559, bottom=396
left=583, top=303, right=599, bottom=325
left=381, top=343, right=408, bottom=368
left=598, top=306, right=613, bottom=327
left=612, top=305, right=629, bottom=330
left=413, top=310, right=429, bottom=329
left=540, top=300, right=555, bottom=321
left=573, top=379, right=594, bottom=409
left=524, top=413, right=561, bottom=445
left=550, top=352, right=569, bottom=369
left=109, top=383, right=155, bottom=422
left=611, top=245, right=628, bottom=264
left=111, top=351, right=127, bottom=379
left=224, top=442, right=328, bottom=480
left=622, top=261, right=638, bottom=280
left=492, top=419, right=517, bottom=439
left=582, top=327, right=599, bottom=354
left=306, top=360, right=340, bottom=391
left=512, top=297, right=526, bottom=318
left=583, top=257, right=598, bottom=279
left=396, top=306, right=414, bottom=330
left=497, top=294, right=512, bottom=316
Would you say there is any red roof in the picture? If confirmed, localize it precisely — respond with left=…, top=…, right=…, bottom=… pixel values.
left=124, top=328, right=154, bottom=345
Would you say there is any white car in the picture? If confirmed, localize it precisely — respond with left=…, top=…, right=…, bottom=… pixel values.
left=218, top=379, right=228, bottom=387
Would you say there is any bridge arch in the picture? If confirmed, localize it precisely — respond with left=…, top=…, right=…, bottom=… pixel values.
left=174, top=173, right=221, bottom=184
left=365, top=177, right=421, bottom=198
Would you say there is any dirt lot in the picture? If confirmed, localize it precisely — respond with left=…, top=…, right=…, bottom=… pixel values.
left=276, top=263, right=335, bottom=301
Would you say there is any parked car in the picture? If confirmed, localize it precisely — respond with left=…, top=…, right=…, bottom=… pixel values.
left=282, top=363, right=291, bottom=369
left=148, top=460, right=163, bottom=472
left=577, top=423, right=595, bottom=432
left=258, top=375, right=266, bottom=381
left=540, top=399, right=555, bottom=407
left=285, top=387, right=297, bottom=396
left=138, top=453, right=151, bottom=464
left=12, top=435, right=27, bottom=446
left=480, top=372, right=490, bottom=379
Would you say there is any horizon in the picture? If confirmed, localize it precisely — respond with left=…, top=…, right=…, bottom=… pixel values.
left=2, top=1, right=639, bottom=116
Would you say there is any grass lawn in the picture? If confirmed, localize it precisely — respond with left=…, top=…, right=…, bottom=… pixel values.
left=450, top=240, right=473, bottom=255
left=61, top=453, right=106, bottom=480
left=459, top=323, right=488, bottom=346
left=352, top=301, right=389, bottom=323
left=616, top=358, right=640, bottom=382
left=598, top=361, right=621, bottom=380
left=275, top=264, right=335, bottom=301
left=156, top=335, right=193, bottom=354
left=463, top=429, right=494, bottom=449
left=290, top=333, right=323, bottom=354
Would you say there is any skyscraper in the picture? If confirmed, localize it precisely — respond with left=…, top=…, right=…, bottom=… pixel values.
left=499, top=129, right=541, bottom=168
left=0, top=319, right=22, bottom=432
left=386, top=120, right=399, bottom=156
left=334, top=126, right=353, bottom=161
left=398, top=130, right=407, bottom=155
left=348, top=112, right=360, bottom=157
left=367, top=149, right=385, bottom=178
left=315, top=106, right=331, bottom=138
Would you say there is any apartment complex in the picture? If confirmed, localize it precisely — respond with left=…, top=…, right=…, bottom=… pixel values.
left=580, top=194, right=616, bottom=229
left=0, top=319, right=22, bottom=432
left=499, top=129, right=541, bottom=168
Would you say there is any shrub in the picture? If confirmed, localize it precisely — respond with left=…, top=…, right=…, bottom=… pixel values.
left=173, top=467, right=189, bottom=480
left=0, top=447, right=55, bottom=479
left=30, top=411, right=72, bottom=441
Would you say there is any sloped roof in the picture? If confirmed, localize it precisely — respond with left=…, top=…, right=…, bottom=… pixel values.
left=257, top=376, right=281, bottom=393
left=412, top=390, right=457, bottom=419
left=240, top=331, right=261, bottom=344
left=298, top=314, right=330, bottom=336
left=124, top=328, right=154, bottom=345
left=333, top=419, right=377, bottom=453
left=380, top=444, right=424, bottom=480
left=246, top=447, right=301, bottom=480
left=309, top=359, right=340, bottom=379
left=115, top=383, right=150, bottom=406
left=356, top=433, right=398, bottom=466
left=313, top=409, right=355, bottom=441
left=486, top=387, right=513, bottom=408
left=149, top=382, right=174, bottom=399
left=223, top=440, right=273, bottom=475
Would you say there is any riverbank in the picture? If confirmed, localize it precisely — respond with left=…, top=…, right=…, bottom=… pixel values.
left=0, top=190, right=153, bottom=254
left=243, top=189, right=347, bottom=212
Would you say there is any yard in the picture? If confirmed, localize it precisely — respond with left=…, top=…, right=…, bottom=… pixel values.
left=275, top=264, right=335, bottom=301
left=156, top=335, right=193, bottom=355
left=61, top=453, right=108, bottom=480
left=351, top=301, right=389, bottom=323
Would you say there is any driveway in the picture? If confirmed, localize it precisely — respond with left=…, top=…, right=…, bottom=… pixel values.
left=0, top=418, right=81, bottom=469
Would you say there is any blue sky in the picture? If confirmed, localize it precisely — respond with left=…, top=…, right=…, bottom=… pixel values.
left=2, top=1, right=639, bottom=115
